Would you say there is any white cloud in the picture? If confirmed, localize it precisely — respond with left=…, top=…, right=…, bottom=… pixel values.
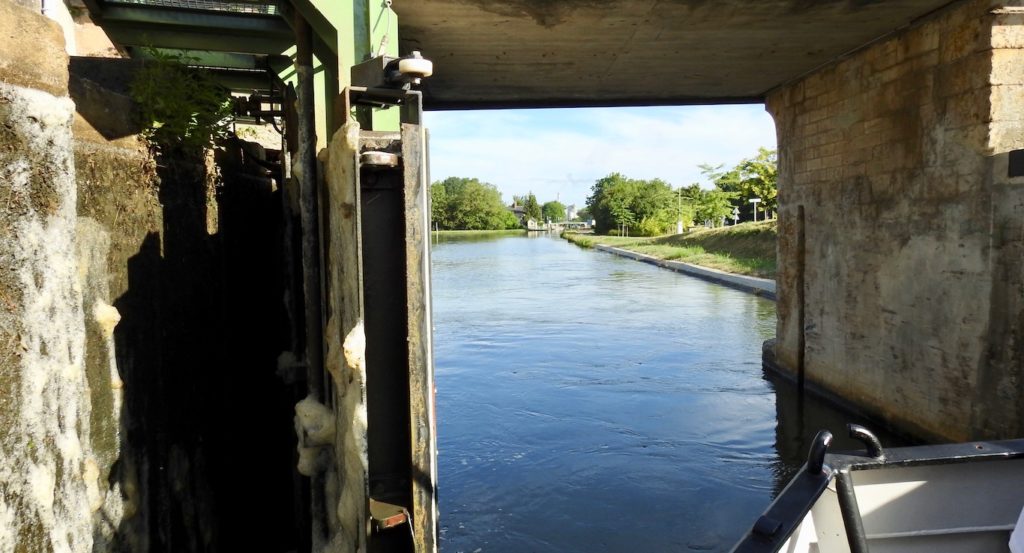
left=423, top=105, right=776, bottom=207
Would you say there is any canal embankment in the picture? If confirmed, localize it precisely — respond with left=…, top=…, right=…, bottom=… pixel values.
left=595, top=245, right=776, bottom=299
left=564, top=221, right=777, bottom=299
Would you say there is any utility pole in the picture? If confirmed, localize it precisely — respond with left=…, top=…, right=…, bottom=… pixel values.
left=676, top=187, right=683, bottom=234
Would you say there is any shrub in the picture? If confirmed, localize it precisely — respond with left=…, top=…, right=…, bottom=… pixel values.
left=634, top=217, right=670, bottom=237
left=130, top=49, right=232, bottom=152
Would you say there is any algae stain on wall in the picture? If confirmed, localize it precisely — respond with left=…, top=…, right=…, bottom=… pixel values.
left=77, top=216, right=130, bottom=549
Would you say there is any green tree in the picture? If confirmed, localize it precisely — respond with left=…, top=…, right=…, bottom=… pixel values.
left=678, top=183, right=738, bottom=227
left=697, top=188, right=738, bottom=226
left=586, top=173, right=675, bottom=236
left=430, top=181, right=450, bottom=228
left=586, top=173, right=629, bottom=234
left=736, top=147, right=778, bottom=216
left=513, top=193, right=543, bottom=223
left=700, top=147, right=777, bottom=221
left=542, top=200, right=566, bottom=223
left=430, top=177, right=515, bottom=230
left=522, top=193, right=542, bottom=222
left=500, top=209, right=523, bottom=229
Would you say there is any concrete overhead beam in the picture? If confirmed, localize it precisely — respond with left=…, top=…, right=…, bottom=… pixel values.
left=394, top=0, right=962, bottom=108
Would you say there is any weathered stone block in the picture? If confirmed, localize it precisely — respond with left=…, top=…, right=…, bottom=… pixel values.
left=990, top=84, right=1024, bottom=122
left=991, top=48, right=1024, bottom=85
left=902, top=22, right=940, bottom=57
left=992, top=17, right=1024, bottom=49
left=0, top=0, right=68, bottom=97
left=936, top=53, right=990, bottom=96
left=938, top=5, right=987, bottom=63
left=990, top=120, right=1024, bottom=151
left=766, top=0, right=1024, bottom=441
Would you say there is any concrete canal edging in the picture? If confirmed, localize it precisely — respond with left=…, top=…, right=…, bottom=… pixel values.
left=594, top=245, right=777, bottom=300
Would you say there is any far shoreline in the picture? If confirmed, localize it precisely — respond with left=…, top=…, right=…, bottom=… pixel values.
left=431, top=229, right=527, bottom=236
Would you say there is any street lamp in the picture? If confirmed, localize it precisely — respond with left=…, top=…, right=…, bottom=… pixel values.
left=749, top=198, right=762, bottom=222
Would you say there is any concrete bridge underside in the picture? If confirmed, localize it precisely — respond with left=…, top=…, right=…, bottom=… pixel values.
left=395, top=0, right=959, bottom=108
left=399, top=0, right=1024, bottom=442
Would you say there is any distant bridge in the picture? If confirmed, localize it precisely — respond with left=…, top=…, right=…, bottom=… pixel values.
left=555, top=221, right=590, bottom=230
left=527, top=221, right=590, bottom=231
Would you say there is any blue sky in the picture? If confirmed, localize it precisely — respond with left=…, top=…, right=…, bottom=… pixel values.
left=423, top=105, right=777, bottom=208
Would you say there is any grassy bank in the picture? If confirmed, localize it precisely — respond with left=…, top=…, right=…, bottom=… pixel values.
left=564, top=221, right=777, bottom=279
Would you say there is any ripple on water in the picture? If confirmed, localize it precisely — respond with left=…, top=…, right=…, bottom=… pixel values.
left=433, top=235, right=791, bottom=553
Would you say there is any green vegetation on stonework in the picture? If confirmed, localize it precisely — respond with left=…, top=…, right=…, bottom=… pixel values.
left=564, top=220, right=777, bottom=279
left=130, top=48, right=233, bottom=153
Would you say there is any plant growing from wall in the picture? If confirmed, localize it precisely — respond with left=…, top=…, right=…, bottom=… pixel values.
left=130, top=49, right=233, bottom=153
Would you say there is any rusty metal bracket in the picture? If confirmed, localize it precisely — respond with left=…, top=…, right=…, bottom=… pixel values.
left=370, top=498, right=410, bottom=532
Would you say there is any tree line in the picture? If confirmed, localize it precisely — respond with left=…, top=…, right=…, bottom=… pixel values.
left=587, top=147, right=777, bottom=236
left=428, top=147, right=776, bottom=233
left=430, top=177, right=520, bottom=230
left=429, top=177, right=572, bottom=231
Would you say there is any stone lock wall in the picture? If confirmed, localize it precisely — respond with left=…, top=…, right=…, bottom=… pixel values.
left=0, top=1, right=129, bottom=549
left=767, top=0, right=1024, bottom=442
left=2, top=1, right=300, bottom=549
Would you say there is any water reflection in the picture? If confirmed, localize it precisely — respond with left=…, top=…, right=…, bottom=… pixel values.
left=754, top=298, right=775, bottom=326
left=432, top=230, right=530, bottom=245
left=431, top=234, right=898, bottom=553
left=764, top=370, right=912, bottom=496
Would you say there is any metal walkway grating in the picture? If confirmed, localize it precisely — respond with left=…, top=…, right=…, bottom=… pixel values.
left=105, top=0, right=278, bottom=15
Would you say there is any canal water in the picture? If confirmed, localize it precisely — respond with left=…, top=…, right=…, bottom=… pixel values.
left=431, top=233, right=898, bottom=553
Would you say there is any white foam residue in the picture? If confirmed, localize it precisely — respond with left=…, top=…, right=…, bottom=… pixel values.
left=55, top=431, right=84, bottom=462
left=296, top=446, right=321, bottom=477
left=296, top=396, right=335, bottom=445
left=0, top=500, right=15, bottom=551
left=352, top=401, right=368, bottom=471
left=28, top=463, right=57, bottom=524
left=0, top=82, right=94, bottom=550
left=92, top=301, right=121, bottom=338
left=295, top=397, right=335, bottom=477
left=82, top=458, right=103, bottom=512
left=2, top=158, right=30, bottom=195
left=343, top=320, right=366, bottom=373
